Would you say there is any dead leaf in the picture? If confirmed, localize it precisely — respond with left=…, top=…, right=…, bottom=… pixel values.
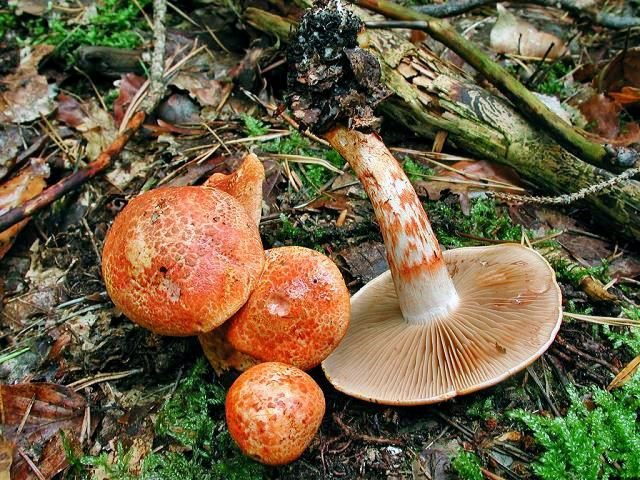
left=170, top=73, right=224, bottom=107
left=56, top=93, right=88, bottom=128
left=57, top=95, right=117, bottom=161
left=490, top=4, right=567, bottom=59
left=0, top=158, right=49, bottom=260
left=157, top=93, right=201, bottom=124
left=0, top=125, right=23, bottom=180
left=0, top=383, right=88, bottom=480
left=113, top=73, right=145, bottom=126
left=0, top=45, right=57, bottom=124
left=0, top=437, right=12, bottom=480
left=579, top=93, right=640, bottom=146
left=597, top=47, right=640, bottom=94
left=607, top=354, right=640, bottom=391
left=579, top=93, right=621, bottom=138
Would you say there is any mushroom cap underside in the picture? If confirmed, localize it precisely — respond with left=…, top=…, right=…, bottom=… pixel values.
left=321, top=244, right=562, bottom=405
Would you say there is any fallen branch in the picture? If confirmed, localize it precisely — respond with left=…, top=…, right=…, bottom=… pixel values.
left=356, top=0, right=636, bottom=171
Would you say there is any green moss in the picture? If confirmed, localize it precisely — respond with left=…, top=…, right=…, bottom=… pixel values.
left=604, top=307, right=640, bottom=356
left=0, top=11, right=16, bottom=38
left=15, top=0, right=149, bottom=65
left=241, top=114, right=269, bottom=137
left=257, top=129, right=345, bottom=188
left=551, top=258, right=611, bottom=285
left=425, top=198, right=523, bottom=248
left=451, top=450, right=484, bottom=480
left=466, top=397, right=496, bottom=421
left=64, top=360, right=266, bottom=480
left=510, top=377, right=640, bottom=480
left=536, top=62, right=572, bottom=97
left=402, top=157, right=435, bottom=181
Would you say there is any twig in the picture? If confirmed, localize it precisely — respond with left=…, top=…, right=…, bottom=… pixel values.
left=140, top=0, right=167, bottom=113
left=332, top=413, right=403, bottom=445
left=0, top=112, right=145, bottom=233
left=554, top=336, right=620, bottom=374
left=490, top=167, right=640, bottom=204
left=17, top=447, right=45, bottom=480
left=357, top=0, right=633, bottom=170
left=67, top=368, right=143, bottom=391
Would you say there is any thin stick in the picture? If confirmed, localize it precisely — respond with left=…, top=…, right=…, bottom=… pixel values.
left=357, top=0, right=627, bottom=170
left=140, top=0, right=167, bottom=113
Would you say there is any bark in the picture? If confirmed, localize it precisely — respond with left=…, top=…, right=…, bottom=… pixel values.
left=247, top=6, right=640, bottom=242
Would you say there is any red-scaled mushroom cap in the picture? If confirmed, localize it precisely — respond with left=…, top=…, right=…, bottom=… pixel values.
left=226, top=362, right=325, bottom=466
left=226, top=246, right=350, bottom=370
left=102, top=186, right=264, bottom=336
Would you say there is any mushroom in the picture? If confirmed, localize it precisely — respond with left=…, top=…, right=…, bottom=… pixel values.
left=285, top=4, right=562, bottom=405
left=226, top=246, right=350, bottom=371
left=101, top=154, right=265, bottom=336
left=226, top=362, right=325, bottom=466
left=320, top=127, right=562, bottom=405
left=203, top=152, right=264, bottom=227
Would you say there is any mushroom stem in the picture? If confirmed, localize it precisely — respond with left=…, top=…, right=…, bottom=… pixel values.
left=325, top=126, right=459, bottom=324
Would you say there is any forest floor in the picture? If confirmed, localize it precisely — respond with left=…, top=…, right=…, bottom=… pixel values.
left=0, top=1, right=639, bottom=479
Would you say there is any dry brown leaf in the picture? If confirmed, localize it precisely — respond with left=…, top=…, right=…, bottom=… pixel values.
left=490, top=4, right=567, bottom=59
left=579, top=93, right=640, bottom=146
left=170, top=73, right=224, bottom=107
left=0, top=159, right=48, bottom=260
left=0, top=437, right=12, bottom=480
left=9, top=0, right=49, bottom=16
left=607, top=354, right=640, bottom=391
left=0, top=125, right=22, bottom=180
left=597, top=47, right=640, bottom=94
left=0, top=383, right=87, bottom=480
left=113, top=73, right=145, bottom=126
left=0, top=45, right=56, bottom=124
left=57, top=95, right=117, bottom=161
left=579, top=93, right=621, bottom=138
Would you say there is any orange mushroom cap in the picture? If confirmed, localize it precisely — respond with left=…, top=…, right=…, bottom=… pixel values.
left=203, top=152, right=264, bottom=227
left=227, top=246, right=350, bottom=370
left=226, top=362, right=325, bottom=466
left=102, top=186, right=264, bottom=336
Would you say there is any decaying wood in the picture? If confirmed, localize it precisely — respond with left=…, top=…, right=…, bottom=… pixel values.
left=247, top=6, right=640, bottom=241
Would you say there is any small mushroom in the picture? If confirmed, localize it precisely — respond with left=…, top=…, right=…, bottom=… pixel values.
left=320, top=127, right=562, bottom=405
left=102, top=155, right=265, bottom=336
left=227, top=246, right=350, bottom=371
left=226, top=362, right=325, bottom=466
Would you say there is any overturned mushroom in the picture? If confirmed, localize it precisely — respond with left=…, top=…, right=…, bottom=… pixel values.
left=227, top=246, right=350, bottom=371
left=288, top=4, right=562, bottom=405
left=102, top=154, right=265, bottom=336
